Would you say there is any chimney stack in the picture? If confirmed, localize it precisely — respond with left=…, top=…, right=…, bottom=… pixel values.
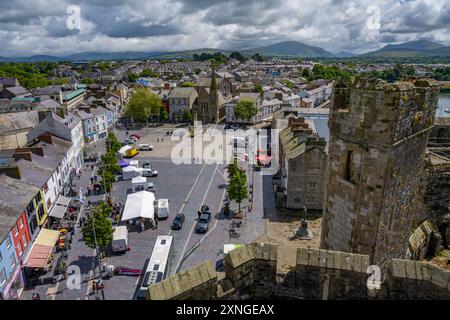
left=13, top=150, right=32, bottom=162
left=0, top=166, right=22, bottom=180
left=39, top=133, right=53, bottom=144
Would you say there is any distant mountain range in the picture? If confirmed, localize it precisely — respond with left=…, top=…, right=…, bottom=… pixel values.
left=0, top=40, right=449, bottom=62
left=361, top=40, right=450, bottom=57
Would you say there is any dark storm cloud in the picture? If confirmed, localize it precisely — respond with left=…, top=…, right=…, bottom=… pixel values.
left=0, top=0, right=449, bottom=56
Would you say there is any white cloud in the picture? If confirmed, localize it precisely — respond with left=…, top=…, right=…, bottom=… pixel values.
left=0, top=0, right=448, bottom=56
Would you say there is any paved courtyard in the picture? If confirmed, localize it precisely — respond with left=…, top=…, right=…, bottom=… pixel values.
left=20, top=124, right=273, bottom=300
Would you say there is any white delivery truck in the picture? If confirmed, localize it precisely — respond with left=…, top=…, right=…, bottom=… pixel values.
left=112, top=226, right=129, bottom=254
left=156, top=199, right=169, bottom=220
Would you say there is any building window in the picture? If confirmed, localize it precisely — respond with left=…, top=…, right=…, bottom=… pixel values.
left=19, top=217, right=24, bottom=229
left=26, top=202, right=36, bottom=217
left=22, top=234, right=27, bottom=248
left=13, top=225, right=18, bottom=237
left=18, top=241, right=23, bottom=257
left=344, top=151, right=353, bottom=182
left=5, top=236, right=12, bottom=249
left=10, top=254, right=16, bottom=269
left=35, top=192, right=42, bottom=204
left=0, top=252, right=2, bottom=262
left=0, top=269, right=6, bottom=287
left=43, top=183, right=49, bottom=193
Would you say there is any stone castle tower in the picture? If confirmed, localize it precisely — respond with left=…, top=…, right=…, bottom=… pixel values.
left=320, top=77, right=440, bottom=266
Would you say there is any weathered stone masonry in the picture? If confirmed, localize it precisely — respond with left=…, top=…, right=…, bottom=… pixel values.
left=321, top=78, right=441, bottom=266
left=146, top=243, right=450, bottom=300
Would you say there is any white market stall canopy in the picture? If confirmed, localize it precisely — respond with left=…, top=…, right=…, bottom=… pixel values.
left=119, top=145, right=132, bottom=155
left=49, top=195, right=72, bottom=219
left=132, top=176, right=147, bottom=192
left=121, top=191, right=155, bottom=221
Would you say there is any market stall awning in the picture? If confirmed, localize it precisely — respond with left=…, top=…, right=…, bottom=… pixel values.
left=121, top=191, right=155, bottom=221
left=119, top=159, right=130, bottom=167
left=49, top=195, right=71, bottom=219
left=23, top=229, right=60, bottom=268
left=57, top=195, right=71, bottom=207
left=132, top=176, right=147, bottom=184
left=119, top=145, right=132, bottom=155
left=23, top=245, right=53, bottom=268
left=49, top=205, right=66, bottom=219
left=35, top=228, right=60, bottom=247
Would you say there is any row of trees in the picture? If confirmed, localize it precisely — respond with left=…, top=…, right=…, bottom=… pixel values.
left=227, top=160, right=249, bottom=214
left=81, top=132, right=121, bottom=254
left=0, top=62, right=57, bottom=88
left=301, top=64, right=353, bottom=81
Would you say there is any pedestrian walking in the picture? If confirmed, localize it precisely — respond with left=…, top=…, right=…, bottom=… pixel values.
left=92, top=280, right=98, bottom=294
left=155, top=218, right=158, bottom=229
left=82, top=216, right=86, bottom=227
left=140, top=221, right=145, bottom=232
left=157, top=137, right=159, bottom=143
left=90, top=177, right=94, bottom=184
left=94, top=175, right=98, bottom=182
left=197, top=210, right=201, bottom=220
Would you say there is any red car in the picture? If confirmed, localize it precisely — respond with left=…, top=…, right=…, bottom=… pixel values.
left=130, top=134, right=141, bottom=140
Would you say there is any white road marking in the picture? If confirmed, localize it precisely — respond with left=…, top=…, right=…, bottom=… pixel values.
left=167, top=163, right=206, bottom=236
left=173, top=164, right=218, bottom=273
left=197, top=171, right=227, bottom=245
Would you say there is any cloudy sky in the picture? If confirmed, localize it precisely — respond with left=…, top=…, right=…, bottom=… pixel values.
left=0, top=0, right=449, bottom=56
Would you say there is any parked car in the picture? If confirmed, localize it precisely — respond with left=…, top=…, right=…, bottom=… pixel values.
left=138, top=144, right=153, bottom=151
left=156, top=199, right=169, bottom=219
left=142, top=168, right=158, bottom=177
left=201, top=204, right=210, bottom=214
left=130, top=134, right=141, bottom=140
left=142, top=160, right=152, bottom=169
left=122, top=138, right=134, bottom=145
left=147, top=182, right=155, bottom=192
left=171, top=214, right=185, bottom=230
left=196, top=214, right=210, bottom=233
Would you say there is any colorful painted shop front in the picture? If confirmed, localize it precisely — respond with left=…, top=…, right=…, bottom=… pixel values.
left=0, top=233, right=23, bottom=300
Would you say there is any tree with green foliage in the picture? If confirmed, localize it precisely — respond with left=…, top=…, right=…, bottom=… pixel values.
left=254, top=83, right=264, bottom=96
left=301, top=68, right=311, bottom=79
left=160, top=107, right=169, bottom=121
left=227, top=170, right=248, bottom=214
left=306, top=64, right=352, bottom=81
left=194, top=68, right=202, bottom=75
left=125, top=88, right=163, bottom=128
left=182, top=108, right=193, bottom=123
left=82, top=203, right=113, bottom=254
left=106, top=132, right=121, bottom=153
left=180, top=82, right=195, bottom=87
left=284, top=79, right=293, bottom=89
left=140, top=69, right=160, bottom=78
left=127, top=72, right=138, bottom=83
left=81, top=78, right=94, bottom=85
left=230, top=51, right=246, bottom=62
left=233, top=98, right=258, bottom=123
left=251, top=53, right=265, bottom=62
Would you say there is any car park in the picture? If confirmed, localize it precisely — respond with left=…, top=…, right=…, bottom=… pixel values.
left=196, top=214, right=210, bottom=233
left=171, top=214, right=185, bottom=230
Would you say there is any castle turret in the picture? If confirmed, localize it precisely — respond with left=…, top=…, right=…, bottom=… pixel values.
left=320, top=77, right=440, bottom=266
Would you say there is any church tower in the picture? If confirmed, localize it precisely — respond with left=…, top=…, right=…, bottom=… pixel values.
left=210, top=68, right=218, bottom=123
left=320, top=78, right=440, bottom=266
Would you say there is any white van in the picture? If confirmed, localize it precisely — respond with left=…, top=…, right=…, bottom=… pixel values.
left=142, top=168, right=158, bottom=177
left=112, top=226, right=129, bottom=254
left=156, top=199, right=169, bottom=220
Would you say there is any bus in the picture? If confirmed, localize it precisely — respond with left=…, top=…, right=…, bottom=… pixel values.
left=136, top=235, right=173, bottom=299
